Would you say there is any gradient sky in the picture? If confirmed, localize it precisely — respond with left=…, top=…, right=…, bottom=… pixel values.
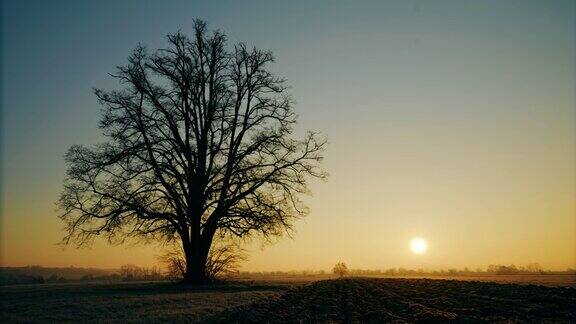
left=2, top=0, right=575, bottom=271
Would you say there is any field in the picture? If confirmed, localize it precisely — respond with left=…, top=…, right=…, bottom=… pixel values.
left=211, top=278, right=576, bottom=323
left=235, top=273, right=576, bottom=287
left=0, top=281, right=285, bottom=323
left=1, top=275, right=574, bottom=323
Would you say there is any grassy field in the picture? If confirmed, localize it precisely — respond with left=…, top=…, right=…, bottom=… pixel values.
left=0, top=281, right=286, bottom=323
left=1, top=275, right=574, bottom=323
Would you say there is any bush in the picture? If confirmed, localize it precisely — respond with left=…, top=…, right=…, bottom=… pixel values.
left=333, top=262, right=348, bottom=278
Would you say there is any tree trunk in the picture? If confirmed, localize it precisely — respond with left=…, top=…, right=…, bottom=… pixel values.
left=182, top=230, right=210, bottom=284
left=182, top=244, right=209, bottom=284
left=180, top=218, right=217, bottom=284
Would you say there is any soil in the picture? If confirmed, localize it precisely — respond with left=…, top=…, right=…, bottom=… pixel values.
left=207, top=277, right=576, bottom=323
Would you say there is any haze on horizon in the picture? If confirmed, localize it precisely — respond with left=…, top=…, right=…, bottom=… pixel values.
left=1, top=0, right=575, bottom=272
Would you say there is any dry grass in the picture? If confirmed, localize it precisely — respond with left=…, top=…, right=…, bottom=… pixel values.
left=0, top=281, right=285, bottom=323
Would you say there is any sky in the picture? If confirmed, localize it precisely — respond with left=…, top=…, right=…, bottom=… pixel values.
left=1, top=0, right=575, bottom=271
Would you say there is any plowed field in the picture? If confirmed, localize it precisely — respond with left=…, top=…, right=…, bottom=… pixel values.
left=208, top=278, right=575, bottom=323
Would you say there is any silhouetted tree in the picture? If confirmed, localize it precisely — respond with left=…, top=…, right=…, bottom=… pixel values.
left=333, top=262, right=348, bottom=278
left=59, top=19, right=327, bottom=284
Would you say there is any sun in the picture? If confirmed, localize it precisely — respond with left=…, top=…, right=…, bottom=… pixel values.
left=410, top=237, right=428, bottom=254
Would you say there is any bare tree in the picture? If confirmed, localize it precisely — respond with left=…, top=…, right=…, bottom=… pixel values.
left=59, top=19, right=327, bottom=283
left=157, top=245, right=186, bottom=281
left=333, top=262, right=348, bottom=278
left=205, top=238, right=247, bottom=280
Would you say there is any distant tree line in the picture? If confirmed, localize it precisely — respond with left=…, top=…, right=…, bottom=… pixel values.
left=118, top=264, right=163, bottom=281
left=0, top=266, right=113, bottom=285
left=2, top=263, right=574, bottom=286
left=0, top=265, right=164, bottom=286
left=236, top=263, right=574, bottom=278
left=486, top=263, right=545, bottom=275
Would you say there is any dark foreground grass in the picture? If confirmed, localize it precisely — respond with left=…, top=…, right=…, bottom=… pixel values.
left=0, top=281, right=286, bottom=323
left=1, top=278, right=574, bottom=323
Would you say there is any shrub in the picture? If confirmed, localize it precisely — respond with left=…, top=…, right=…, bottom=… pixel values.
left=333, top=262, right=348, bottom=278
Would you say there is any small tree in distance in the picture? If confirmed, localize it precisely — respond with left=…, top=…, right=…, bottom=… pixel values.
left=333, top=262, right=348, bottom=278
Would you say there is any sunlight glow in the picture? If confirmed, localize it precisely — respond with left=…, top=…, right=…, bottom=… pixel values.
left=410, top=237, right=428, bottom=254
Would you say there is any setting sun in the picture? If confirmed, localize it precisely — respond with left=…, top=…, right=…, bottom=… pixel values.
left=410, top=238, right=428, bottom=254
